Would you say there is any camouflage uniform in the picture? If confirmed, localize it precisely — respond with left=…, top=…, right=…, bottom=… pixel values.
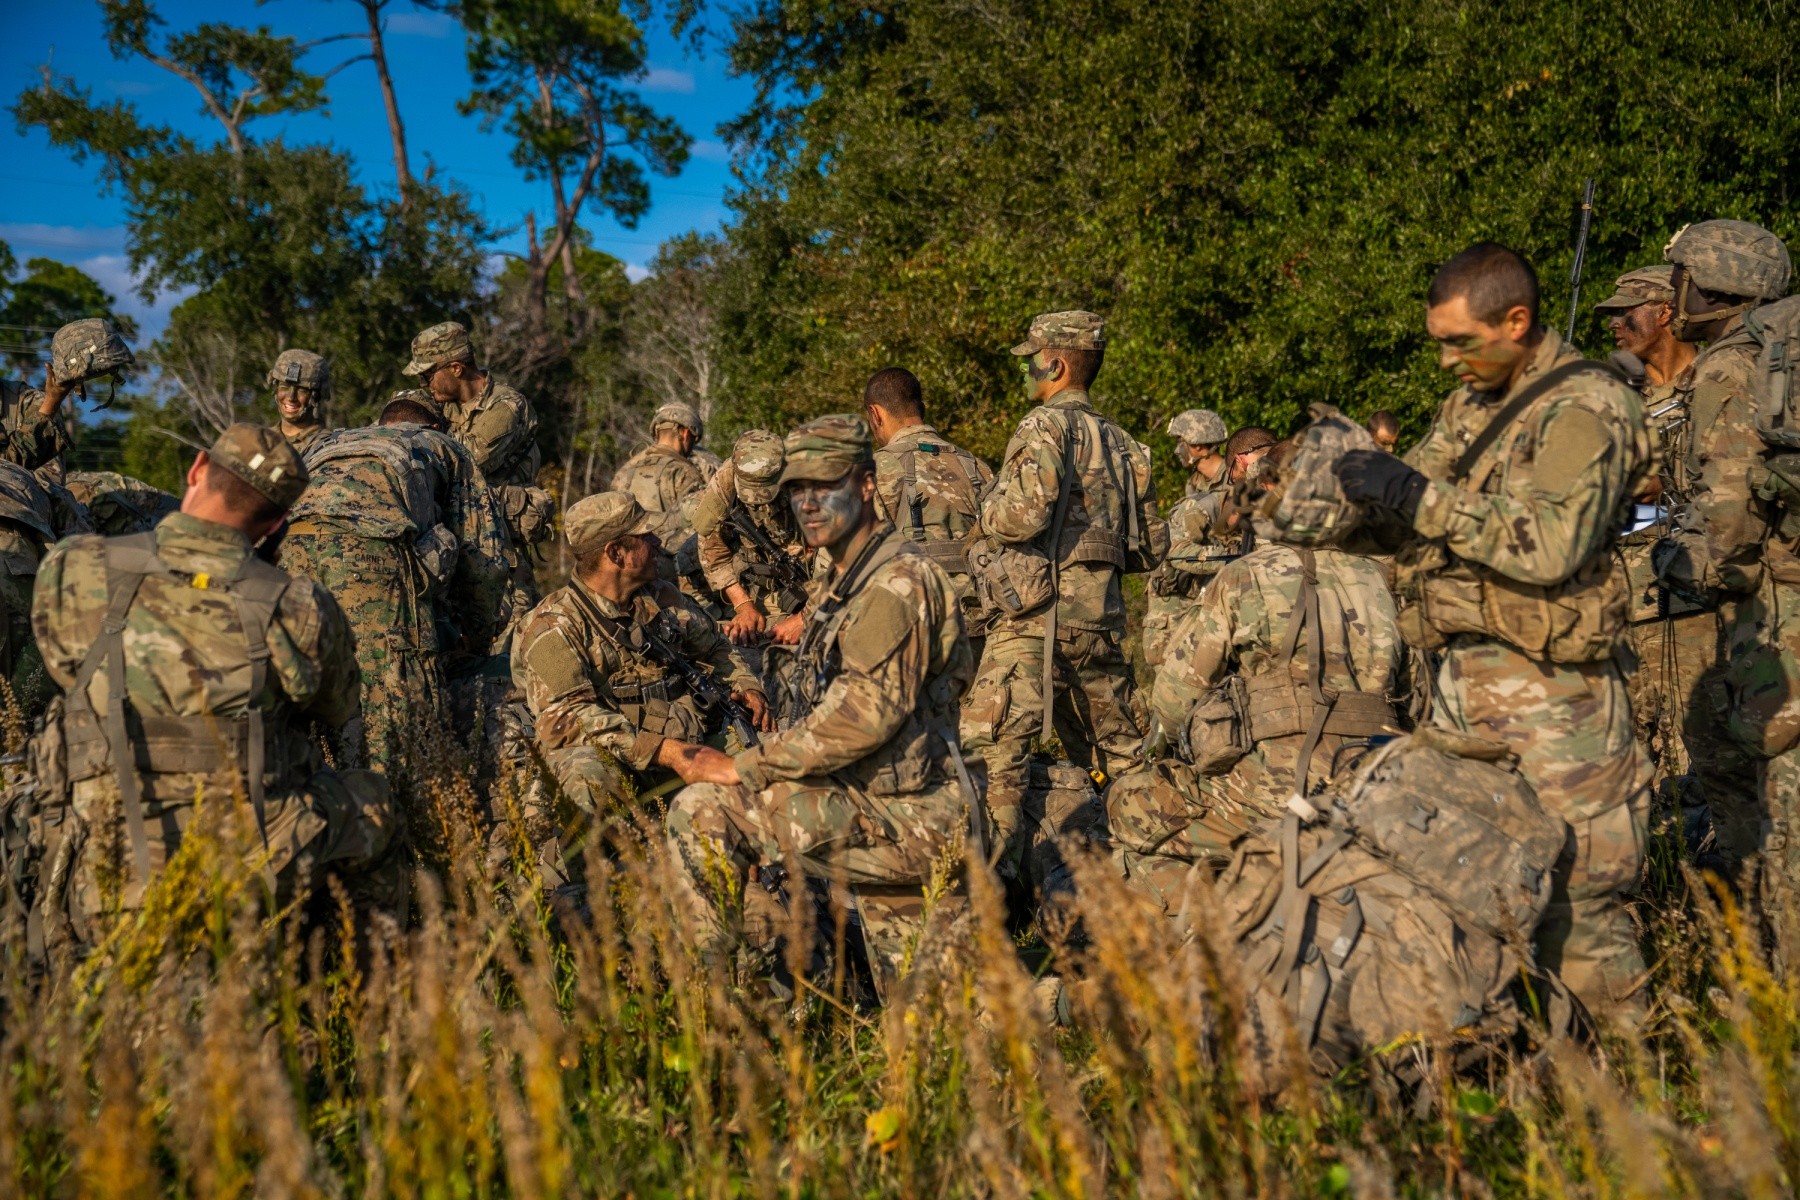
left=0, top=381, right=72, bottom=472
left=962, top=312, right=1168, bottom=874
left=268, top=348, right=331, bottom=452
left=872, top=421, right=994, bottom=641
left=63, top=472, right=179, bottom=536
left=1143, top=471, right=1235, bottom=670
left=668, top=415, right=975, bottom=992
left=1400, top=327, right=1654, bottom=1018
left=280, top=424, right=510, bottom=773
left=27, top=426, right=397, bottom=940
left=692, top=431, right=813, bottom=628
left=514, top=493, right=761, bottom=867
left=612, top=400, right=711, bottom=544
left=0, top=462, right=93, bottom=711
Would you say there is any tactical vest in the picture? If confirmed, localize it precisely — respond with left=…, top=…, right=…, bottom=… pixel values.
left=298, top=428, right=441, bottom=531
left=57, top=533, right=302, bottom=886
left=721, top=503, right=810, bottom=612
left=562, top=586, right=710, bottom=744
left=887, top=437, right=986, bottom=576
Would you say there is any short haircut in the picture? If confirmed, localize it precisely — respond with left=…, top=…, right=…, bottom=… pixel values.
left=864, top=367, right=924, bottom=420
left=574, top=544, right=608, bottom=576
left=203, top=460, right=286, bottom=526
left=1054, top=347, right=1104, bottom=389
left=380, top=397, right=447, bottom=430
left=1367, top=410, right=1400, bottom=437
left=1427, top=241, right=1540, bottom=324
left=1224, top=425, right=1277, bottom=460
left=1267, top=437, right=1300, bottom=472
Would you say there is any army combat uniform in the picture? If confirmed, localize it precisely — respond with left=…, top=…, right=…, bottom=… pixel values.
left=27, top=426, right=397, bottom=944
left=613, top=401, right=711, bottom=545
left=1143, top=470, right=1235, bottom=671
left=280, top=424, right=511, bottom=773
left=63, top=472, right=179, bottom=536
left=692, top=431, right=815, bottom=635
left=1395, top=328, right=1654, bottom=1019
left=268, top=348, right=331, bottom=452
left=0, top=462, right=93, bottom=711
left=0, top=380, right=72, bottom=472
left=669, top=414, right=975, bottom=992
left=872, top=420, right=994, bottom=644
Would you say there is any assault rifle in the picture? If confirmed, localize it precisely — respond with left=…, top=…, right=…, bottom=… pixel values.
left=1566, top=177, right=1597, bottom=345
left=631, top=617, right=762, bottom=749
left=727, top=508, right=811, bottom=613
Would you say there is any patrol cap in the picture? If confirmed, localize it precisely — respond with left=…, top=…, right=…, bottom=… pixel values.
left=266, top=348, right=330, bottom=397
left=403, top=321, right=476, bottom=376
left=652, top=400, right=703, bottom=434
left=1010, top=310, right=1106, bottom=356
left=51, top=318, right=134, bottom=384
left=207, top=423, right=308, bottom=509
left=778, top=414, right=873, bottom=487
left=1664, top=219, right=1792, bottom=300
left=565, top=491, right=655, bottom=557
left=1167, top=408, right=1228, bottom=445
left=1594, top=266, right=1675, bottom=312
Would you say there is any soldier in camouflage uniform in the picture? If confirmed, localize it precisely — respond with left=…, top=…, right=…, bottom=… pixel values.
left=664, top=414, right=974, bottom=993
left=268, top=349, right=331, bottom=451
left=0, top=461, right=93, bottom=711
left=63, top=472, right=179, bottom=536
left=1655, top=222, right=1797, bottom=892
left=0, top=319, right=133, bottom=473
left=28, top=425, right=398, bottom=947
left=513, top=492, right=766, bottom=876
left=1333, top=242, right=1654, bottom=1022
left=612, top=401, right=711, bottom=544
left=1112, top=428, right=1404, bottom=911
left=693, top=429, right=813, bottom=650
left=863, top=366, right=994, bottom=647
left=1144, top=409, right=1231, bottom=671
left=961, top=311, right=1168, bottom=880
left=403, top=321, right=550, bottom=583
left=280, top=397, right=511, bottom=774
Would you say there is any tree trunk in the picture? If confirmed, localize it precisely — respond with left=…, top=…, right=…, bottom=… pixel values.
left=361, top=0, right=413, bottom=194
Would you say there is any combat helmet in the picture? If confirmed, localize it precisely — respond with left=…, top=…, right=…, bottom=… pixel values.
left=1665, top=220, right=1792, bottom=301
left=1250, top=403, right=1378, bottom=546
left=1167, top=408, right=1228, bottom=446
left=50, top=318, right=134, bottom=388
left=267, top=349, right=331, bottom=399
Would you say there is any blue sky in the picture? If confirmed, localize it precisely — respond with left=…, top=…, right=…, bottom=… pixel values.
left=2, top=0, right=757, bottom=339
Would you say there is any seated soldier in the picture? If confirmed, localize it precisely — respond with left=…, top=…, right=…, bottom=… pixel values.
left=1110, top=435, right=1405, bottom=912
left=511, top=492, right=770, bottom=878
left=28, top=425, right=400, bottom=952
left=661, top=414, right=976, bottom=997
left=692, top=429, right=814, bottom=649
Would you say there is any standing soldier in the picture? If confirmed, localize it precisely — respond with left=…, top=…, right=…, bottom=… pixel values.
left=1144, top=409, right=1230, bottom=671
left=1654, top=221, right=1795, bottom=893
left=0, top=461, right=92, bottom=710
left=962, top=311, right=1167, bottom=881
left=512, top=492, right=767, bottom=880
left=663, top=415, right=975, bottom=994
left=1334, top=241, right=1654, bottom=1023
left=280, top=397, right=512, bottom=774
left=613, top=401, right=711, bottom=544
left=692, top=428, right=812, bottom=649
left=29, top=425, right=399, bottom=948
left=268, top=348, right=331, bottom=451
left=863, top=367, right=994, bottom=649
left=2, top=319, right=133, bottom=473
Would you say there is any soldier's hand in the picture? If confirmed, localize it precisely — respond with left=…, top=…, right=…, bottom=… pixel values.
left=737, top=689, right=776, bottom=733
left=657, top=739, right=741, bottom=785
left=1334, top=450, right=1428, bottom=522
left=40, top=361, right=72, bottom=415
left=769, top=613, right=805, bottom=645
left=722, top=603, right=766, bottom=644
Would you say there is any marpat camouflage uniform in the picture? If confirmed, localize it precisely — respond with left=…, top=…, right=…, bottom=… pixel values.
left=668, top=415, right=975, bottom=993
left=1403, top=328, right=1654, bottom=1019
left=872, top=421, right=994, bottom=639
left=1111, top=538, right=1402, bottom=911
left=280, top=424, right=510, bottom=773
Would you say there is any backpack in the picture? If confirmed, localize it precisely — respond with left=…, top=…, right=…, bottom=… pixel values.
left=887, top=437, right=988, bottom=577
left=1745, top=295, right=1800, bottom=449
left=1253, top=403, right=1377, bottom=546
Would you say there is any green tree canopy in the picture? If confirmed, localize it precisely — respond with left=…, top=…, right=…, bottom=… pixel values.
left=0, top=244, right=141, bottom=375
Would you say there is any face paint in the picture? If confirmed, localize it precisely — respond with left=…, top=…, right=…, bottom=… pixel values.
left=1608, top=304, right=1661, bottom=357
left=1425, top=296, right=1525, bottom=392
left=789, top=471, right=865, bottom=550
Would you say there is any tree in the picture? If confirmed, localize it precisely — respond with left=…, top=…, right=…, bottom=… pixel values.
left=0, top=244, right=141, bottom=375
left=623, top=232, right=723, bottom=430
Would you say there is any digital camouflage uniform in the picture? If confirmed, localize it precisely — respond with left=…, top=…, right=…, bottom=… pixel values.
left=63, top=472, right=179, bottom=536
left=0, top=461, right=93, bottom=711
left=514, top=492, right=761, bottom=873
left=872, top=421, right=994, bottom=642
left=668, top=415, right=975, bottom=993
left=268, top=348, right=330, bottom=453
left=280, top=424, right=510, bottom=773
left=27, top=426, right=397, bottom=943
left=1402, top=327, right=1654, bottom=1019
left=962, top=312, right=1168, bottom=876
left=612, top=401, right=710, bottom=544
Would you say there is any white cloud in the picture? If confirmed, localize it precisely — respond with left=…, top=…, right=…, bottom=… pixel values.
left=387, top=11, right=458, bottom=38
left=640, top=67, right=696, bottom=94
left=0, top=223, right=129, bottom=253
left=690, top=139, right=731, bottom=163
left=624, top=263, right=651, bottom=283
left=76, top=253, right=193, bottom=341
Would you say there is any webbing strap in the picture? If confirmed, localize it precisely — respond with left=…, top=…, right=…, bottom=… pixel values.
left=1040, top=419, right=1079, bottom=744
left=1450, top=360, right=1622, bottom=485
left=101, top=571, right=150, bottom=882
left=1271, top=813, right=1311, bottom=997
left=1280, top=548, right=1336, bottom=798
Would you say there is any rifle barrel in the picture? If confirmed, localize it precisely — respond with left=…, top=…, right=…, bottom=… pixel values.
left=1566, top=177, right=1596, bottom=344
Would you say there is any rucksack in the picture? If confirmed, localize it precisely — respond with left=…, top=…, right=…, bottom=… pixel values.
left=1252, top=402, right=1377, bottom=546
left=1745, top=294, right=1800, bottom=449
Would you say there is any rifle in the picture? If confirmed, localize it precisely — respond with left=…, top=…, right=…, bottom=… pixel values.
left=1565, top=177, right=1597, bottom=345
left=727, top=508, right=811, bottom=613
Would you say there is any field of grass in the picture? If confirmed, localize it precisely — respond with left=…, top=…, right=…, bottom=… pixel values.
left=4, top=704, right=1800, bottom=1199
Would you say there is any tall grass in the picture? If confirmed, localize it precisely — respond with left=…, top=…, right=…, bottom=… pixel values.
left=2, top=713, right=1797, bottom=1198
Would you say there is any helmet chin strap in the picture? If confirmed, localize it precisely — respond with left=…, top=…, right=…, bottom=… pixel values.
left=1670, top=271, right=1755, bottom=339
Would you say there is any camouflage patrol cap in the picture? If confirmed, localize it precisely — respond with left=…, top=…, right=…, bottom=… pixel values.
left=50, top=318, right=134, bottom=384
left=565, top=491, right=655, bottom=557
left=266, top=348, right=330, bottom=397
left=778, top=414, right=873, bottom=486
left=1010, top=310, right=1106, bottom=356
left=1167, top=408, right=1228, bottom=446
left=652, top=400, right=703, bottom=435
left=403, top=321, right=475, bottom=376
left=1594, top=266, right=1674, bottom=312
left=1664, top=220, right=1792, bottom=300
left=208, top=423, right=308, bottom=509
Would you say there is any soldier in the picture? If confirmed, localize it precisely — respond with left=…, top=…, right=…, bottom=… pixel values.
left=512, top=492, right=768, bottom=875
left=961, top=310, right=1167, bottom=881
left=29, top=425, right=398, bottom=946
left=0, top=461, right=93, bottom=710
left=1333, top=241, right=1654, bottom=1022
left=1367, top=411, right=1401, bottom=453
left=1144, top=409, right=1232, bottom=671
left=268, top=348, right=331, bottom=451
left=1654, top=221, right=1795, bottom=890
left=63, top=472, right=179, bottom=536
left=692, top=428, right=812, bottom=649
left=1112, top=431, right=1404, bottom=911
left=663, top=414, right=975, bottom=993
left=863, top=366, right=994, bottom=646
left=279, top=396, right=511, bottom=774
left=1, top=318, right=133, bottom=472
left=403, top=321, right=551, bottom=571
left=612, top=401, right=711, bottom=544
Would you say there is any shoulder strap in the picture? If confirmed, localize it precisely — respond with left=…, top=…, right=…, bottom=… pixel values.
left=1450, top=360, right=1622, bottom=484
left=225, top=556, right=292, bottom=852
left=1039, top=415, right=1081, bottom=743
left=1276, top=546, right=1337, bottom=799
